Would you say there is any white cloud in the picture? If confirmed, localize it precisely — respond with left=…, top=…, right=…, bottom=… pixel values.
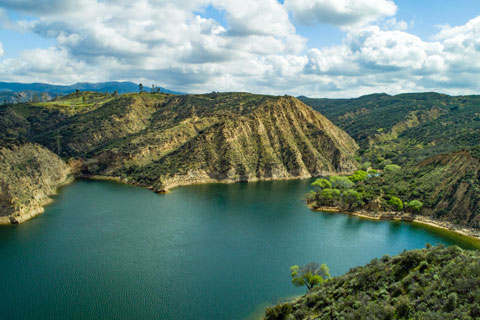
left=0, top=42, right=4, bottom=56
left=1, top=1, right=480, bottom=97
left=284, top=0, right=397, bottom=28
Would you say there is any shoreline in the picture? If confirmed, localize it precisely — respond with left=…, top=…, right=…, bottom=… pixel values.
left=311, top=206, right=480, bottom=243
left=0, top=175, right=75, bottom=225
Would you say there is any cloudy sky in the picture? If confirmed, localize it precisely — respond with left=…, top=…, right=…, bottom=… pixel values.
left=0, top=0, right=479, bottom=97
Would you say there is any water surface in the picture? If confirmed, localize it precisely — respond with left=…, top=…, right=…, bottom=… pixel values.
left=0, top=179, right=478, bottom=319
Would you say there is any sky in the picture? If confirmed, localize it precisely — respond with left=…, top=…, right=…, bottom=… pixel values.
left=0, top=0, right=480, bottom=97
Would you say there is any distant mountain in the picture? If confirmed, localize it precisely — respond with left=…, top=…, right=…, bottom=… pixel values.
left=0, top=81, right=185, bottom=98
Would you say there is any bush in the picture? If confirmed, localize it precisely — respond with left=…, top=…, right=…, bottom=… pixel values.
left=329, top=176, right=354, bottom=190
left=388, top=196, right=403, bottom=211
left=318, top=188, right=341, bottom=206
left=342, top=189, right=363, bottom=210
left=384, top=164, right=401, bottom=172
left=349, top=170, right=368, bottom=182
left=361, top=162, right=372, bottom=170
left=311, top=178, right=332, bottom=189
left=407, top=200, right=423, bottom=213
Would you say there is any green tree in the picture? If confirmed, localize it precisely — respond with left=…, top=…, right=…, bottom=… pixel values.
left=311, top=178, right=332, bottom=189
left=349, top=170, right=368, bottom=182
left=139, top=83, right=144, bottom=93
left=384, top=164, right=401, bottom=172
left=113, top=90, right=118, bottom=97
left=361, top=162, right=372, bottom=170
left=317, top=188, right=341, bottom=206
left=329, top=176, right=354, bottom=190
left=290, top=263, right=330, bottom=290
left=388, top=196, right=403, bottom=211
left=407, top=200, right=423, bottom=213
left=342, top=189, right=363, bottom=210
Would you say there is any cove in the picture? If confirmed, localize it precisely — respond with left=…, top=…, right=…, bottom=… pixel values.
left=0, top=179, right=478, bottom=320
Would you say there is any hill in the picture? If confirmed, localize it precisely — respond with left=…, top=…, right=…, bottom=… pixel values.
left=300, top=93, right=480, bottom=230
left=264, top=245, right=480, bottom=320
left=0, top=91, right=358, bottom=222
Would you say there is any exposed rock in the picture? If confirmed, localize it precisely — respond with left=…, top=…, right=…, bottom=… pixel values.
left=0, top=143, right=72, bottom=224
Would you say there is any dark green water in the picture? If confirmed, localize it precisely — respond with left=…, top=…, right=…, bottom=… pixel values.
left=1, top=179, right=478, bottom=320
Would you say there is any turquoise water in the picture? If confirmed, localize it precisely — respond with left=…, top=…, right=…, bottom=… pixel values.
left=0, top=179, right=478, bottom=320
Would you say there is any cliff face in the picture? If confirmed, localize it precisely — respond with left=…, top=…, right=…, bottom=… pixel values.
left=416, top=151, right=480, bottom=228
left=0, top=92, right=358, bottom=222
left=0, top=143, right=72, bottom=224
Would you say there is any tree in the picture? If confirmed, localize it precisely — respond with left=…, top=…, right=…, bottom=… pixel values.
left=384, top=164, right=401, bottom=172
left=311, top=178, right=332, bottom=189
left=361, top=162, right=372, bottom=171
left=349, top=170, right=368, bottom=182
left=113, top=90, right=118, bottom=97
left=290, top=262, right=330, bottom=290
left=388, top=196, right=403, bottom=211
left=317, top=188, right=341, bottom=206
left=342, top=189, right=363, bottom=210
left=139, top=83, right=144, bottom=93
left=329, top=176, right=354, bottom=189
left=407, top=200, right=423, bottom=213
left=151, top=84, right=155, bottom=93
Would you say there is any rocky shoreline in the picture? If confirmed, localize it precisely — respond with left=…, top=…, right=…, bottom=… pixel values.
left=311, top=205, right=480, bottom=241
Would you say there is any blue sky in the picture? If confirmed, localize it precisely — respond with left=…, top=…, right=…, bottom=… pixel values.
left=0, top=0, right=480, bottom=97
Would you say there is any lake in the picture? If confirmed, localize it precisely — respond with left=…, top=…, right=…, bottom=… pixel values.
left=0, top=179, right=478, bottom=320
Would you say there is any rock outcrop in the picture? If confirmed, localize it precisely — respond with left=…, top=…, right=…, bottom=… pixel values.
left=0, top=143, right=72, bottom=224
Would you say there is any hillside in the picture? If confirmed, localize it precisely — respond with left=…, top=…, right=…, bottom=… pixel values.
left=0, top=144, right=72, bottom=224
left=264, top=245, right=480, bottom=320
left=0, top=91, right=358, bottom=221
left=301, top=93, right=480, bottom=230
left=299, top=93, right=480, bottom=165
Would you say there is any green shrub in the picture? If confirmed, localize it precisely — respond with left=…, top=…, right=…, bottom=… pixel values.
left=349, top=170, right=368, bottom=182
left=329, top=176, right=354, bottom=190
left=311, top=178, right=332, bottom=189
left=388, top=196, right=403, bottom=211
left=407, top=200, right=423, bottom=213
left=384, top=164, right=401, bottom=172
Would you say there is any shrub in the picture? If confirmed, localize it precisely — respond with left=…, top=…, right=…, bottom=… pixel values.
left=388, top=196, right=403, bottom=211
left=349, top=170, right=368, bottom=182
left=407, top=200, right=423, bottom=213
left=384, top=164, right=401, bottom=172
left=311, top=178, right=332, bottom=189
left=329, top=176, right=354, bottom=190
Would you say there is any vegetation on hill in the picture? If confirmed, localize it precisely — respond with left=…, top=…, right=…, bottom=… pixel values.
left=0, top=143, right=72, bottom=223
left=0, top=91, right=358, bottom=222
left=264, top=245, right=480, bottom=320
left=301, top=93, right=480, bottom=229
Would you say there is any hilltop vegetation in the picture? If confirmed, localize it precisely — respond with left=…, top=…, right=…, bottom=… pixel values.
left=0, top=91, right=358, bottom=222
left=264, top=245, right=480, bottom=320
left=299, top=93, right=480, bottom=165
left=301, top=93, right=480, bottom=229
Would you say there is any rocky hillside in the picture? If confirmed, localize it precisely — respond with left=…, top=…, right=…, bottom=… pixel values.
left=0, top=143, right=72, bottom=224
left=264, top=245, right=480, bottom=320
left=414, top=151, right=480, bottom=227
left=302, top=93, right=480, bottom=230
left=0, top=91, right=358, bottom=221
